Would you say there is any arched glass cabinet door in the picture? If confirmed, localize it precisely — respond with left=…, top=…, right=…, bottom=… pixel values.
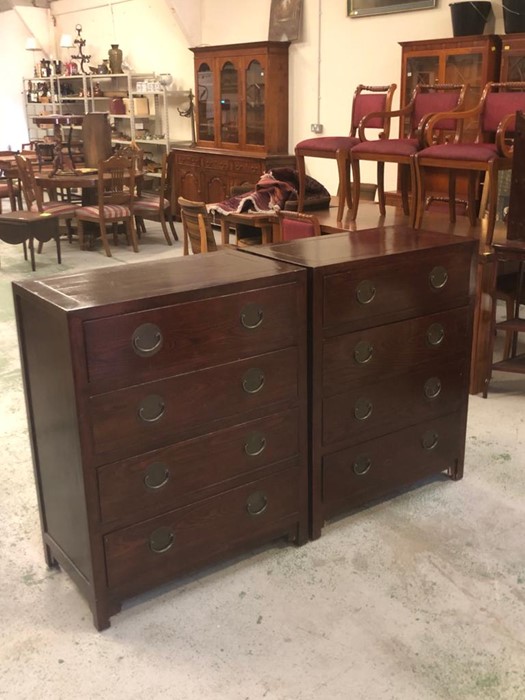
left=197, top=61, right=214, bottom=143
left=220, top=60, right=239, bottom=144
left=246, top=59, right=265, bottom=146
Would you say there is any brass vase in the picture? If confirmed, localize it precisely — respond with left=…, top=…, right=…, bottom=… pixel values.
left=108, top=44, right=123, bottom=74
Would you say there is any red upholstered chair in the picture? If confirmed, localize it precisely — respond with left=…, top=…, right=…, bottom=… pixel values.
left=351, top=83, right=467, bottom=225
left=278, top=210, right=322, bottom=242
left=414, top=82, right=525, bottom=244
left=295, top=83, right=397, bottom=222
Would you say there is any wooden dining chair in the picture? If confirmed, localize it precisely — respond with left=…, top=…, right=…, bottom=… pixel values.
left=277, top=210, right=322, bottom=241
left=0, top=152, right=23, bottom=213
left=75, top=154, right=138, bottom=257
left=15, top=153, right=80, bottom=259
left=351, top=83, right=468, bottom=225
left=178, top=196, right=219, bottom=255
left=134, top=153, right=178, bottom=245
left=295, top=83, right=397, bottom=222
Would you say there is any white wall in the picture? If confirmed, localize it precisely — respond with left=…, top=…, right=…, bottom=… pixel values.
left=1, top=0, right=508, bottom=191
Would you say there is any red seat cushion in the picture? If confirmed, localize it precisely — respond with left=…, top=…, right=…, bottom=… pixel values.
left=281, top=218, right=316, bottom=241
left=76, top=204, right=131, bottom=219
left=418, top=143, right=499, bottom=162
left=134, top=196, right=170, bottom=212
left=31, top=201, right=80, bottom=216
left=352, top=138, right=419, bottom=157
left=295, top=136, right=359, bottom=153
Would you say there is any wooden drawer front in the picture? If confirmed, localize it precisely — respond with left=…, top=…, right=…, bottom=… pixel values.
left=202, top=156, right=229, bottom=171
left=231, top=159, right=264, bottom=176
left=323, top=247, right=473, bottom=330
left=322, top=356, right=467, bottom=448
left=323, top=306, right=469, bottom=395
left=89, top=347, right=299, bottom=460
left=84, top=284, right=299, bottom=387
left=174, top=153, right=202, bottom=167
left=98, top=409, right=300, bottom=523
left=322, top=412, right=464, bottom=519
left=104, top=465, right=300, bottom=590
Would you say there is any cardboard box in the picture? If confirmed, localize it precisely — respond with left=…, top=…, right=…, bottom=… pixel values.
left=123, top=97, right=149, bottom=117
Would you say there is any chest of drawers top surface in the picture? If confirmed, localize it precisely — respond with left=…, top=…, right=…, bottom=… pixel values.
left=249, top=226, right=477, bottom=270
left=13, top=248, right=303, bottom=316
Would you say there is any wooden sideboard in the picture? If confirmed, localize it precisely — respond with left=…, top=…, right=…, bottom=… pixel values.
left=169, top=146, right=295, bottom=217
left=244, top=227, right=477, bottom=538
left=13, top=249, right=308, bottom=629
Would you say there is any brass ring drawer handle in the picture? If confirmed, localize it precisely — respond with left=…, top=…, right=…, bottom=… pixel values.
left=356, top=280, right=376, bottom=305
left=244, top=432, right=267, bottom=457
left=131, top=323, right=163, bottom=357
left=424, top=377, right=442, bottom=400
left=246, top=491, right=268, bottom=516
left=354, top=397, right=373, bottom=421
left=421, top=430, right=439, bottom=451
left=353, top=454, right=372, bottom=476
left=138, top=395, right=166, bottom=423
left=429, top=266, right=449, bottom=290
left=242, top=368, right=265, bottom=394
left=240, top=303, right=264, bottom=329
left=149, top=527, right=175, bottom=554
left=354, top=340, right=374, bottom=364
left=144, top=462, right=170, bottom=490
left=426, top=323, right=445, bottom=347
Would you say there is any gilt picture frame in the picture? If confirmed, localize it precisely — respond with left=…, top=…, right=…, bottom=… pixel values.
left=268, top=0, right=303, bottom=41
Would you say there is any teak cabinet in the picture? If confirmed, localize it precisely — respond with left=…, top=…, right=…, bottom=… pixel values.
left=499, top=32, right=525, bottom=81
left=171, top=41, right=295, bottom=217
left=245, top=227, right=477, bottom=538
left=192, top=41, right=289, bottom=154
left=13, top=250, right=308, bottom=629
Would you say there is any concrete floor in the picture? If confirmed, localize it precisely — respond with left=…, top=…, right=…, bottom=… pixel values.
left=1, top=212, right=524, bottom=700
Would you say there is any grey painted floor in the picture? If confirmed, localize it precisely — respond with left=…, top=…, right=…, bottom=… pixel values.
left=1, top=217, right=524, bottom=700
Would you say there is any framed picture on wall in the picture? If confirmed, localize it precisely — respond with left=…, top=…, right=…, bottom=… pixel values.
left=348, top=0, right=436, bottom=18
left=268, top=0, right=303, bottom=41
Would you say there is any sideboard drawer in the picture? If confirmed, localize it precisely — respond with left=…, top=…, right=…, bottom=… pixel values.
left=84, top=283, right=299, bottom=387
left=322, top=412, right=464, bottom=519
left=89, top=347, right=299, bottom=461
left=323, top=247, right=473, bottom=330
left=323, top=306, right=469, bottom=395
left=98, top=409, right=300, bottom=523
left=322, top=356, right=467, bottom=447
left=104, top=465, right=301, bottom=591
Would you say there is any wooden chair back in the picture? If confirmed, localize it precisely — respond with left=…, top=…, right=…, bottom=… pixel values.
left=350, top=84, right=397, bottom=138
left=278, top=210, right=321, bottom=241
left=14, top=154, right=44, bottom=212
left=97, top=154, right=136, bottom=213
left=178, top=196, right=218, bottom=254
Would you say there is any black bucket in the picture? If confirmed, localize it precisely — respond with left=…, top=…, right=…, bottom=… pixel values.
left=503, top=0, right=525, bottom=33
left=449, top=1, right=491, bottom=36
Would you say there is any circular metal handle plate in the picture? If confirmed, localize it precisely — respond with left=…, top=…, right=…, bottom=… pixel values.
left=426, top=323, right=445, bottom=347
left=240, top=303, right=264, bottom=330
left=138, top=394, right=166, bottom=423
left=246, top=490, right=268, bottom=516
left=149, top=526, right=175, bottom=554
left=356, top=280, right=376, bottom=305
left=429, top=266, right=449, bottom=290
left=354, top=340, right=374, bottom=364
left=424, top=377, right=442, bottom=400
left=354, top=397, right=373, bottom=421
left=353, top=454, right=372, bottom=476
left=244, top=431, right=267, bottom=457
left=421, top=430, right=439, bottom=451
left=144, top=462, right=170, bottom=490
left=131, top=323, right=163, bottom=357
left=242, top=368, right=265, bottom=394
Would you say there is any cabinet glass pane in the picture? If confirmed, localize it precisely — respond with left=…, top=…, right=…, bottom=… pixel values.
left=506, top=56, right=525, bottom=82
left=445, top=53, right=483, bottom=139
left=405, top=56, right=440, bottom=103
left=246, top=60, right=265, bottom=146
left=220, top=61, right=239, bottom=144
left=197, top=62, right=214, bottom=142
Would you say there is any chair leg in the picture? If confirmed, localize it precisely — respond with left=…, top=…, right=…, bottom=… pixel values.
left=350, top=158, right=361, bottom=221
left=22, top=240, right=28, bottom=260
left=159, top=211, right=173, bottom=246
left=296, top=153, right=307, bottom=213
left=467, top=172, right=478, bottom=226
left=98, top=220, right=112, bottom=257
left=37, top=240, right=44, bottom=254
left=413, top=156, right=425, bottom=229
left=55, top=235, right=62, bottom=264
left=66, top=218, right=73, bottom=244
left=167, top=212, right=178, bottom=241
left=377, top=162, right=386, bottom=216
left=400, top=164, right=410, bottom=216
left=127, top=216, right=139, bottom=253
left=77, top=220, right=85, bottom=250
left=29, top=237, right=36, bottom=271
left=409, top=155, right=418, bottom=228
left=336, top=149, right=349, bottom=222
left=486, top=166, right=499, bottom=246
left=503, top=295, right=514, bottom=360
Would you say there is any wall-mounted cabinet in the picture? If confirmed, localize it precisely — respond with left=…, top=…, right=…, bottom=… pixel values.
left=192, top=41, right=289, bottom=154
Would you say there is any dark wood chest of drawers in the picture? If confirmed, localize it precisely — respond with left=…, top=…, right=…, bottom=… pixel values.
left=245, top=226, right=477, bottom=539
left=13, top=249, right=308, bottom=629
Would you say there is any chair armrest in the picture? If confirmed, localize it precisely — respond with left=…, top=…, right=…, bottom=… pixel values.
left=496, top=113, right=517, bottom=157
left=358, top=104, right=413, bottom=141
left=423, top=103, right=482, bottom=146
